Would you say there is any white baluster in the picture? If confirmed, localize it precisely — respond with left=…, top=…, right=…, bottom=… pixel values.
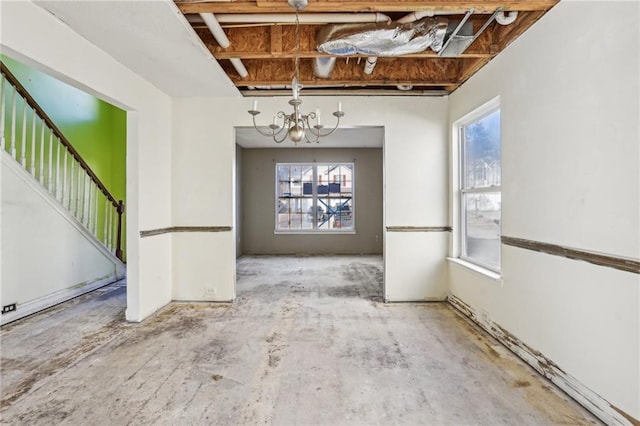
left=69, top=160, right=75, bottom=211
left=79, top=173, right=87, bottom=225
left=20, top=102, right=27, bottom=167
left=76, top=166, right=82, bottom=219
left=104, top=200, right=109, bottom=246
left=47, top=131, right=53, bottom=192
left=0, top=76, right=6, bottom=151
left=39, top=124, right=45, bottom=184
left=55, top=140, right=61, bottom=200
left=87, top=182, right=94, bottom=229
left=107, top=206, right=113, bottom=251
left=93, top=188, right=99, bottom=235
left=84, top=175, right=91, bottom=227
left=86, top=182, right=92, bottom=229
left=62, top=149, right=68, bottom=206
left=10, top=88, right=16, bottom=158
left=112, top=205, right=117, bottom=252
left=30, top=112, right=36, bottom=175
left=78, top=169, right=87, bottom=224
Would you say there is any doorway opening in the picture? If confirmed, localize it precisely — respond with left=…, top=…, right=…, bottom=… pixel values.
left=234, top=126, right=385, bottom=302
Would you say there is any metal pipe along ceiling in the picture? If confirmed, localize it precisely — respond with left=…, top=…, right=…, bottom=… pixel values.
left=199, top=13, right=392, bottom=24
left=199, top=12, right=249, bottom=78
left=363, top=57, right=378, bottom=75
left=396, top=11, right=436, bottom=24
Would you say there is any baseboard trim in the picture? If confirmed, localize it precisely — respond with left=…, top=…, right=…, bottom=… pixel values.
left=1, top=273, right=124, bottom=326
left=447, top=293, right=637, bottom=426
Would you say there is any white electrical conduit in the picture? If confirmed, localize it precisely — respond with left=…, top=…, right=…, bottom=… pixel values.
left=397, top=10, right=497, bottom=23
left=363, top=57, right=378, bottom=75
left=210, top=13, right=391, bottom=24
left=199, top=13, right=230, bottom=47
left=229, top=58, right=249, bottom=78
left=397, top=11, right=436, bottom=24
left=199, top=13, right=249, bottom=78
left=495, top=11, right=518, bottom=25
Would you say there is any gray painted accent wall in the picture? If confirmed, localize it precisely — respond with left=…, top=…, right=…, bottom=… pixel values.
left=241, top=148, right=383, bottom=255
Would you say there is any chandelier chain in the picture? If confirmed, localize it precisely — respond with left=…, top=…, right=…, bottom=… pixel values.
left=247, top=3, right=343, bottom=144
left=294, top=9, right=300, bottom=84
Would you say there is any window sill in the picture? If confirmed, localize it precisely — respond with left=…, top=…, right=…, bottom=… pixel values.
left=447, top=257, right=502, bottom=282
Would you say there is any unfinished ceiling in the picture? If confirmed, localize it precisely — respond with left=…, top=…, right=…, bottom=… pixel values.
left=176, top=0, right=559, bottom=96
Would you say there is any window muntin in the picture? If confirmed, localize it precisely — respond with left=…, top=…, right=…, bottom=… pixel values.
left=460, top=107, right=501, bottom=271
left=276, top=163, right=354, bottom=232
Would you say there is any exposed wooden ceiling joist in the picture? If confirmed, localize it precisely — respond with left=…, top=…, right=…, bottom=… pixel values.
left=175, top=0, right=559, bottom=95
left=496, top=10, right=546, bottom=51
left=176, top=0, right=558, bottom=14
left=222, top=57, right=464, bottom=86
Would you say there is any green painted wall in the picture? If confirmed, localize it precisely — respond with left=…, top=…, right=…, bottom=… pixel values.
left=1, top=55, right=127, bottom=258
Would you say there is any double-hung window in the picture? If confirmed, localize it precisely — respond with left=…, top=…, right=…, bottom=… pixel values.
left=276, top=163, right=354, bottom=232
left=459, top=102, right=501, bottom=271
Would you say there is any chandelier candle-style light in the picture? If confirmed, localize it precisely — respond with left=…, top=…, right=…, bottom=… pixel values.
left=247, top=0, right=344, bottom=144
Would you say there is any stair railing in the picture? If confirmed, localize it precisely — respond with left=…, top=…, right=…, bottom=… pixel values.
left=0, top=62, right=124, bottom=262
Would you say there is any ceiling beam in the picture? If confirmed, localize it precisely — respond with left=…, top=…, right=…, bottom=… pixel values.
left=222, top=57, right=461, bottom=86
left=241, top=88, right=454, bottom=96
left=213, top=50, right=492, bottom=60
left=457, top=57, right=490, bottom=85
left=176, top=0, right=559, bottom=14
left=236, top=79, right=458, bottom=87
left=270, top=24, right=283, bottom=53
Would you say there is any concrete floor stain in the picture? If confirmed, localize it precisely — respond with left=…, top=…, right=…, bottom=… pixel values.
left=0, top=256, right=602, bottom=425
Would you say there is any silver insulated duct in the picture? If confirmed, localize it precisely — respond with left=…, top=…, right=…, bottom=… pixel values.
left=316, top=18, right=448, bottom=56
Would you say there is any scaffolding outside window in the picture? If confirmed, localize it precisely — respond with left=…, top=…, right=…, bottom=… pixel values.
left=459, top=105, right=501, bottom=271
left=276, top=163, right=354, bottom=232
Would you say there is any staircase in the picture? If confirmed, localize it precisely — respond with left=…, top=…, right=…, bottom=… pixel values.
left=1, top=62, right=124, bottom=261
left=1, top=61, right=125, bottom=324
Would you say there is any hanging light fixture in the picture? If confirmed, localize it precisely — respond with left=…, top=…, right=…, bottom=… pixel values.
left=247, top=0, right=344, bottom=144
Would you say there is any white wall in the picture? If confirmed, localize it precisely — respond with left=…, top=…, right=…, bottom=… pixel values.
left=1, top=154, right=124, bottom=322
left=1, top=1, right=174, bottom=321
left=448, top=1, right=639, bottom=420
left=171, top=96, right=449, bottom=302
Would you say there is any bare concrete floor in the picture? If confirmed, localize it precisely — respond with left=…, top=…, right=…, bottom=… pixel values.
left=1, top=256, right=599, bottom=425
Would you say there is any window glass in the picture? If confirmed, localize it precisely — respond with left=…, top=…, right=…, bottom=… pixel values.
left=276, top=163, right=354, bottom=232
left=460, top=106, right=501, bottom=271
left=463, top=192, right=501, bottom=269
left=463, top=109, right=501, bottom=188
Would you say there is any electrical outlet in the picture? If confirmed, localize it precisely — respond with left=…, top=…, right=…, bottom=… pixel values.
left=2, top=303, right=17, bottom=314
left=204, top=287, right=217, bottom=297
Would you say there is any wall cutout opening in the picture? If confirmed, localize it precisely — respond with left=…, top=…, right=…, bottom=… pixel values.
left=234, top=126, right=384, bottom=303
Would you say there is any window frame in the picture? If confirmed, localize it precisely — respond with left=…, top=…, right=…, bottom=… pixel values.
left=274, top=162, right=355, bottom=234
left=456, top=99, right=502, bottom=273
